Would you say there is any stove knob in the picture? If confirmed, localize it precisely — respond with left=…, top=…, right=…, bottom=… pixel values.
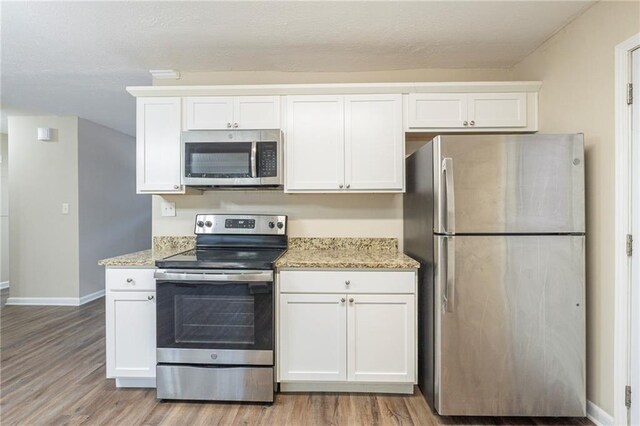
left=205, top=221, right=213, bottom=228
left=196, top=220, right=205, bottom=228
left=268, top=222, right=275, bottom=229
left=277, top=222, right=284, bottom=229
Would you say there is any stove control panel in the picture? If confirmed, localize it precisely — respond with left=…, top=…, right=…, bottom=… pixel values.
left=194, top=214, right=287, bottom=235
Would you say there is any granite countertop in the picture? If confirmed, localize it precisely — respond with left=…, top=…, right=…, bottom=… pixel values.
left=98, top=236, right=195, bottom=267
left=275, top=237, right=420, bottom=269
left=99, top=236, right=419, bottom=270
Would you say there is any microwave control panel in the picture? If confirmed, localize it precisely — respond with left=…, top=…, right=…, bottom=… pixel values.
left=258, top=142, right=278, bottom=177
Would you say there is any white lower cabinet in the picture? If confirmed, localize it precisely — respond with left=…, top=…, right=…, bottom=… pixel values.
left=105, top=268, right=156, bottom=386
left=278, top=270, right=417, bottom=391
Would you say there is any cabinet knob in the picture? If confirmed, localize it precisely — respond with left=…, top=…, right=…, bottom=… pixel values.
left=148, top=295, right=154, bottom=301
left=339, top=184, right=344, bottom=189
left=463, top=121, right=469, bottom=126
left=173, top=185, right=180, bottom=190
left=126, top=278, right=133, bottom=283
left=341, top=297, right=346, bottom=303
left=233, top=123, right=239, bottom=128
left=349, top=298, right=354, bottom=303
left=345, top=280, right=350, bottom=285
left=470, top=120, right=475, bottom=126
left=346, top=184, right=351, bottom=189
left=227, top=123, right=232, bottom=128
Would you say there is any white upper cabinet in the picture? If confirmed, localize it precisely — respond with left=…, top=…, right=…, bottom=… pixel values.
left=345, top=95, right=404, bottom=191
left=467, top=93, right=527, bottom=128
left=184, top=96, right=280, bottom=130
left=286, top=95, right=345, bottom=191
left=408, top=93, right=468, bottom=128
left=407, top=92, right=535, bottom=131
left=286, top=94, right=404, bottom=193
left=136, top=97, right=183, bottom=194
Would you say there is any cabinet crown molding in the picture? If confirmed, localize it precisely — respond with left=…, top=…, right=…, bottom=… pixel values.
left=126, top=81, right=542, bottom=98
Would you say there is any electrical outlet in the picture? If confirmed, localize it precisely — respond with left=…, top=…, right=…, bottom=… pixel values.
left=62, top=203, right=69, bottom=215
left=161, top=201, right=176, bottom=217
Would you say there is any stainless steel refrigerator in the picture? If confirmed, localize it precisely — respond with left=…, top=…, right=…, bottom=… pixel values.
left=404, top=134, right=586, bottom=417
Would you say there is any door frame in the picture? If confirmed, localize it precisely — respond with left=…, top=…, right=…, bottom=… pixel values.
left=614, top=32, right=640, bottom=426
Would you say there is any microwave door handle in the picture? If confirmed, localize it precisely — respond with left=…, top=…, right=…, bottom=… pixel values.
left=251, top=141, right=258, bottom=178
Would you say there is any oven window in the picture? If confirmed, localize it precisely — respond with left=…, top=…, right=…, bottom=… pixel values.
left=184, top=142, right=252, bottom=178
left=175, top=295, right=255, bottom=345
left=157, top=281, right=273, bottom=351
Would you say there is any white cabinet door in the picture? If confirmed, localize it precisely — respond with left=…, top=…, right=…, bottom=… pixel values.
left=234, top=96, right=281, bottom=129
left=468, top=93, right=527, bottom=128
left=407, top=93, right=468, bottom=128
left=106, top=291, right=156, bottom=378
left=136, top=97, right=183, bottom=193
left=285, top=96, right=345, bottom=191
left=279, top=294, right=347, bottom=381
left=347, top=294, right=415, bottom=383
left=184, top=96, right=234, bottom=130
left=345, top=95, right=404, bottom=191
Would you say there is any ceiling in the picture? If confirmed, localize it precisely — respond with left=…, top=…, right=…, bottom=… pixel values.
left=1, top=1, right=594, bottom=136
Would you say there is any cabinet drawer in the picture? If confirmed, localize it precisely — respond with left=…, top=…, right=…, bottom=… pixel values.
left=279, top=271, right=415, bottom=294
left=106, top=268, right=156, bottom=291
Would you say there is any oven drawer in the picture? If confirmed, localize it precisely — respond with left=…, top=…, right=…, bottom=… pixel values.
left=157, top=365, right=274, bottom=402
left=157, top=348, right=273, bottom=366
left=106, top=268, right=156, bottom=291
left=279, top=270, right=415, bottom=294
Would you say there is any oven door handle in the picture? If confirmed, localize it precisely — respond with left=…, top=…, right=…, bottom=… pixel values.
left=154, top=270, right=273, bottom=283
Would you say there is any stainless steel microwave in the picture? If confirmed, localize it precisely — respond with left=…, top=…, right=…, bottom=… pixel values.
left=181, top=130, right=283, bottom=187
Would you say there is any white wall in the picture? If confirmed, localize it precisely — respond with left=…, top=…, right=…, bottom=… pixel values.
left=152, top=68, right=512, bottom=245
left=1, top=133, right=9, bottom=286
left=78, top=119, right=151, bottom=298
left=512, top=0, right=640, bottom=415
left=8, top=116, right=80, bottom=298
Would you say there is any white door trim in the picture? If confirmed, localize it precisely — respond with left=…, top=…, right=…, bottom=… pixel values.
left=614, top=32, right=640, bottom=426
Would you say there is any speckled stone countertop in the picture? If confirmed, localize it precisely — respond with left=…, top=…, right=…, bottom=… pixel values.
left=98, top=236, right=195, bottom=267
left=276, top=238, right=419, bottom=269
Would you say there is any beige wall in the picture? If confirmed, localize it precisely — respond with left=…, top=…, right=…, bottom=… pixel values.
left=152, top=68, right=511, bottom=244
left=8, top=116, right=80, bottom=298
left=1, top=133, right=8, bottom=285
left=155, top=68, right=513, bottom=86
left=512, top=0, right=640, bottom=414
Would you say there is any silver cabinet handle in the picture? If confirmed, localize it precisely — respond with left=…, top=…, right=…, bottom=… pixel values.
left=126, top=278, right=133, bottom=283
left=345, top=280, right=350, bottom=285
left=470, top=120, right=475, bottom=126
left=233, top=123, right=239, bottom=128
left=148, top=295, right=154, bottom=301
left=444, top=236, right=455, bottom=312
left=339, top=184, right=344, bottom=189
left=341, top=298, right=346, bottom=303
left=227, top=122, right=232, bottom=128
left=173, top=185, right=180, bottom=190
left=442, top=158, right=456, bottom=234
left=346, top=184, right=351, bottom=189
left=463, top=121, right=468, bottom=126
left=349, top=298, right=354, bottom=303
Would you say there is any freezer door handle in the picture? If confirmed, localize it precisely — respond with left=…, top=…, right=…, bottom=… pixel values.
left=444, top=236, right=455, bottom=312
left=442, top=157, right=455, bottom=234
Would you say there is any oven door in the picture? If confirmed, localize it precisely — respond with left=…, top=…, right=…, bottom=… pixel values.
left=155, top=269, right=273, bottom=366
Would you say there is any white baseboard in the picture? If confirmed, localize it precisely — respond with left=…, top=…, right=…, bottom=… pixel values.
left=79, top=289, right=105, bottom=305
left=7, top=289, right=105, bottom=307
left=587, top=400, right=614, bottom=426
left=0, top=281, right=9, bottom=289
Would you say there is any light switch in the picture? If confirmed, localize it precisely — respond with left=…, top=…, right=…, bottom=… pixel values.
left=62, top=203, right=69, bottom=215
left=161, top=201, right=176, bottom=217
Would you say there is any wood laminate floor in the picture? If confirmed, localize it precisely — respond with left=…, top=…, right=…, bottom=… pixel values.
left=0, top=289, right=593, bottom=426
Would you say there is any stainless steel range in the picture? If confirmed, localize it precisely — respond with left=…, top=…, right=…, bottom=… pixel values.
left=154, top=214, right=287, bottom=403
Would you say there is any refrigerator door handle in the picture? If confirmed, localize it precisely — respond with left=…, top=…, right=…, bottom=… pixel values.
left=444, top=236, right=455, bottom=312
left=442, top=157, right=455, bottom=234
